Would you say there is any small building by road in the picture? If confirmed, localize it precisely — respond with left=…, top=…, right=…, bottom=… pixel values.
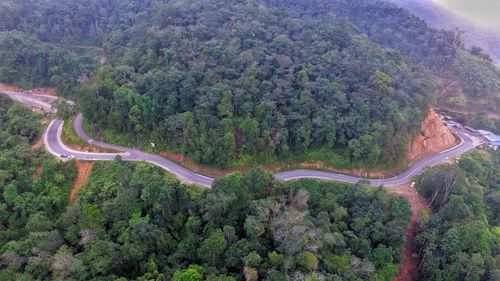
left=446, top=120, right=461, bottom=128
left=477, top=129, right=500, bottom=149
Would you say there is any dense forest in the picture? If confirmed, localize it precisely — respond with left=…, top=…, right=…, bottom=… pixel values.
left=0, top=31, right=98, bottom=93
left=389, top=0, right=500, bottom=64
left=268, top=0, right=500, bottom=112
left=1, top=0, right=499, bottom=169
left=415, top=150, right=500, bottom=281
left=1, top=0, right=441, bottom=168
left=1, top=1, right=499, bottom=280
left=0, top=97, right=411, bottom=280
left=80, top=0, right=441, bottom=168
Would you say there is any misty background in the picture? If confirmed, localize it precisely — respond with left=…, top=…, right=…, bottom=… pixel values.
left=433, top=0, right=500, bottom=27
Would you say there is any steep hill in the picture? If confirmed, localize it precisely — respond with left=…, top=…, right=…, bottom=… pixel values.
left=0, top=0, right=498, bottom=168
left=73, top=0, right=437, bottom=168
left=390, top=0, right=500, bottom=64
left=267, top=0, right=500, bottom=113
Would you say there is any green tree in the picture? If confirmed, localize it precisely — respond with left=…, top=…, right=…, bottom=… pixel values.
left=296, top=251, right=319, bottom=272
left=197, top=229, right=228, bottom=266
left=172, top=265, right=203, bottom=281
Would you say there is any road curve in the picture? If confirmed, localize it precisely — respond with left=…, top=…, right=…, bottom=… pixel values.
left=45, top=117, right=215, bottom=187
left=276, top=128, right=475, bottom=187
left=70, top=113, right=476, bottom=188
left=4, top=91, right=477, bottom=188
left=2, top=91, right=54, bottom=113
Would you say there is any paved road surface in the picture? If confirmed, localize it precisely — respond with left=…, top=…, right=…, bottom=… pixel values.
left=3, top=91, right=478, bottom=188
left=276, top=128, right=476, bottom=187
left=46, top=117, right=215, bottom=187
left=71, top=114, right=476, bottom=188
left=2, top=91, right=54, bottom=113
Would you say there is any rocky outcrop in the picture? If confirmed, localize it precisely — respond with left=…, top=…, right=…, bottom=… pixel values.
left=407, top=108, right=456, bottom=161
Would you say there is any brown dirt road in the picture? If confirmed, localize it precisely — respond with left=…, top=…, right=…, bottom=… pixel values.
left=389, top=185, right=430, bottom=281
left=0, top=83, right=56, bottom=96
left=69, top=161, right=93, bottom=204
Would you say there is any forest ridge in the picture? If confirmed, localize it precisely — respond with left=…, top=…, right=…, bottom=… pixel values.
left=0, top=1, right=499, bottom=281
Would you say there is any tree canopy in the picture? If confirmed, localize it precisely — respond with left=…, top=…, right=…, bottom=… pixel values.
left=0, top=96, right=412, bottom=280
left=415, top=150, right=500, bottom=281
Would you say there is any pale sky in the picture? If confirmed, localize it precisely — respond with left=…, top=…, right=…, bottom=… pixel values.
left=433, top=0, right=500, bottom=27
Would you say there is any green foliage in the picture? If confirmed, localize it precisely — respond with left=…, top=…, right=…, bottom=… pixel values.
left=0, top=98, right=76, bottom=278
left=61, top=116, right=91, bottom=149
left=197, top=229, right=229, bottom=267
left=0, top=117, right=411, bottom=281
left=172, top=265, right=203, bottom=281
left=324, top=254, right=350, bottom=274
left=0, top=96, right=40, bottom=142
left=468, top=113, right=500, bottom=133
left=0, top=31, right=96, bottom=92
left=243, top=252, right=262, bottom=268
left=1, top=0, right=499, bottom=169
left=296, top=251, right=319, bottom=272
left=447, top=95, right=468, bottom=108
left=45, top=0, right=436, bottom=168
left=270, top=0, right=500, bottom=111
left=415, top=150, right=500, bottom=281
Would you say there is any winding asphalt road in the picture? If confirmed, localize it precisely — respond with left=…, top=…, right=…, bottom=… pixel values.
left=3, top=91, right=478, bottom=188
left=2, top=91, right=56, bottom=113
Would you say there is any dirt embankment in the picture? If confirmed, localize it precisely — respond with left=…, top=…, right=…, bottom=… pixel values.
left=407, top=108, right=456, bottom=162
left=160, top=151, right=394, bottom=179
left=69, top=161, right=93, bottom=204
left=389, top=185, right=430, bottom=281
left=0, top=83, right=21, bottom=92
left=0, top=83, right=56, bottom=96
left=160, top=151, right=236, bottom=178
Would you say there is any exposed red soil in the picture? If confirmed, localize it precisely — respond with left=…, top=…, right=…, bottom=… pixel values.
left=388, top=185, right=431, bottom=281
left=0, top=83, right=56, bottom=96
left=0, top=83, right=21, bottom=92
left=32, top=88, right=56, bottom=96
left=159, top=150, right=402, bottom=179
left=160, top=151, right=239, bottom=178
left=160, top=108, right=457, bottom=179
left=407, top=108, right=457, bottom=162
left=31, top=136, right=44, bottom=150
left=69, top=161, right=93, bottom=204
left=266, top=161, right=395, bottom=178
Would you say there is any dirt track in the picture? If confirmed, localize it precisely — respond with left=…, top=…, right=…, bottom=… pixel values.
left=389, top=185, right=430, bottom=281
left=69, top=161, right=93, bottom=203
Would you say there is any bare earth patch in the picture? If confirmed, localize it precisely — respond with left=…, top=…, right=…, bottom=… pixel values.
left=388, top=185, right=430, bottom=281
left=32, top=88, right=56, bottom=96
left=266, top=161, right=396, bottom=178
left=0, top=83, right=21, bottom=92
left=0, top=83, right=56, bottom=96
left=69, top=161, right=94, bottom=204
left=159, top=150, right=405, bottom=179
left=160, top=151, right=238, bottom=178
left=31, top=136, right=44, bottom=150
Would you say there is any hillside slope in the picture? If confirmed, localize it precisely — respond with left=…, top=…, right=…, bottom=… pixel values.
left=0, top=0, right=497, bottom=168
left=390, top=0, right=500, bottom=64
left=72, top=0, right=437, bottom=168
left=267, top=0, right=500, bottom=113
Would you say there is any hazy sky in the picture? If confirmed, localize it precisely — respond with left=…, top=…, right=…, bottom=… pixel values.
left=433, top=0, right=500, bottom=27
